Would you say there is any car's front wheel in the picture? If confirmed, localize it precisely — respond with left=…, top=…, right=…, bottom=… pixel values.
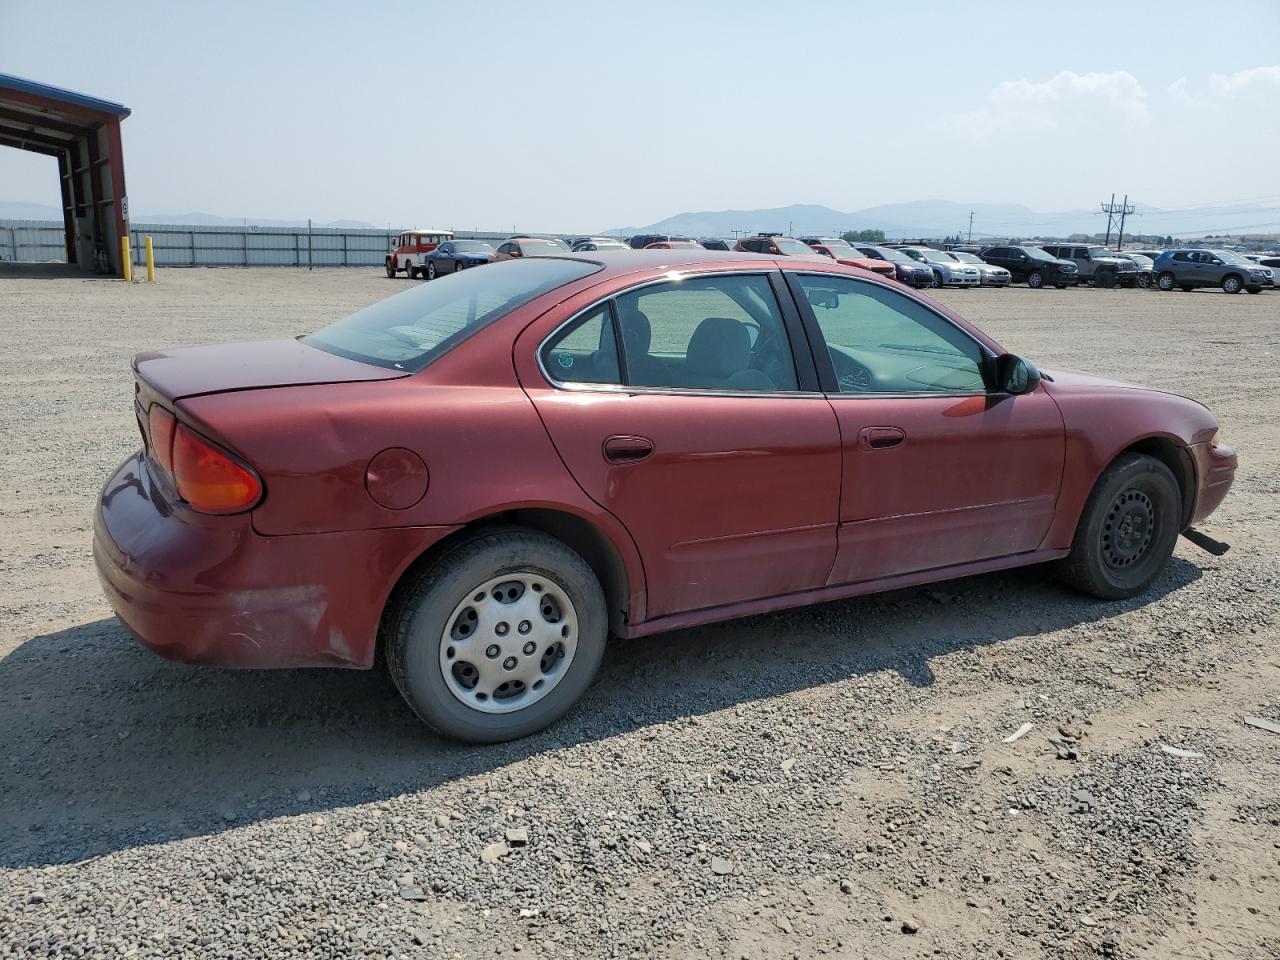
left=385, top=261, right=396, bottom=279
left=385, top=528, right=607, bottom=743
left=1027, top=270, right=1044, bottom=289
left=426, top=262, right=437, bottom=281
left=1055, top=453, right=1182, bottom=600
left=1221, top=274, right=1242, bottom=294
left=931, top=271, right=943, bottom=288
left=1137, top=274, right=1152, bottom=289
left=1157, top=272, right=1176, bottom=291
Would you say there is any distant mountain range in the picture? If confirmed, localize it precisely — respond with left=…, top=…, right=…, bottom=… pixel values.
left=0, top=201, right=378, bottom=230
left=605, top=199, right=1280, bottom=241
left=4, top=198, right=1277, bottom=240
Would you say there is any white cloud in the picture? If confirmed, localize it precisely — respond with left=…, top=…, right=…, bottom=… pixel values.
left=945, top=70, right=1149, bottom=140
left=1169, top=66, right=1280, bottom=104
left=1209, top=65, right=1280, bottom=96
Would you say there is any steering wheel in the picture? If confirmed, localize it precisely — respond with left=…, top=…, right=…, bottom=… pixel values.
left=829, top=349, right=873, bottom=392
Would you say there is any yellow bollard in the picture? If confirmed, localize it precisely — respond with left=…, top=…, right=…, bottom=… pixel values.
left=145, top=235, right=155, bottom=282
left=120, top=235, right=132, bottom=283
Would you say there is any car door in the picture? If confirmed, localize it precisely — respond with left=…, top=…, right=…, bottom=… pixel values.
left=1170, top=251, right=1195, bottom=285
left=516, top=269, right=841, bottom=620
left=1199, top=252, right=1224, bottom=286
left=786, top=271, right=1065, bottom=585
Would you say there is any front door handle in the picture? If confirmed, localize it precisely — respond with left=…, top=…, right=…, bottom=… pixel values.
left=857, top=426, right=906, bottom=450
left=603, top=435, right=655, bottom=464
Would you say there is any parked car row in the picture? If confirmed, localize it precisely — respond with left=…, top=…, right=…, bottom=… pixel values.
left=385, top=229, right=1277, bottom=294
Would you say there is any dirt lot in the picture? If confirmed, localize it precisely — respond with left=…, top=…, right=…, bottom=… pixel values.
left=1, top=269, right=1278, bottom=959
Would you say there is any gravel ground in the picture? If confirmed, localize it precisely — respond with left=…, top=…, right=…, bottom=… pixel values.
left=1, top=269, right=1278, bottom=959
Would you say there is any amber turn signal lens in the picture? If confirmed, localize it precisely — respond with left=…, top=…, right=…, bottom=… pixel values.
left=172, top=423, right=263, bottom=514
left=147, top=405, right=177, bottom=473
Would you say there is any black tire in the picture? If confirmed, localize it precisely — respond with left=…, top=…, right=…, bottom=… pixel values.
left=1180, top=285, right=1194, bottom=293
left=1055, top=453, right=1182, bottom=600
left=1027, top=270, right=1044, bottom=289
left=1054, top=283, right=1067, bottom=289
left=384, top=527, right=607, bottom=743
left=425, top=261, right=437, bottom=281
left=385, top=261, right=396, bottom=279
left=931, top=271, right=943, bottom=289
left=1221, top=274, right=1242, bottom=294
left=1157, top=272, right=1176, bottom=291
left=1246, top=287, right=1262, bottom=294
left=1137, top=274, right=1152, bottom=289
left=407, top=263, right=418, bottom=280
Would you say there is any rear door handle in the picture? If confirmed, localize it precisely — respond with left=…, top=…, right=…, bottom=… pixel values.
left=857, top=426, right=906, bottom=450
left=603, top=435, right=655, bottom=464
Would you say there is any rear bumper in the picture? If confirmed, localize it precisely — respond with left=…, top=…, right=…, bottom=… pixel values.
left=1188, top=441, right=1237, bottom=525
left=93, top=453, right=458, bottom=668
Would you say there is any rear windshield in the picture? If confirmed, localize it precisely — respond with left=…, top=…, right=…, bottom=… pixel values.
left=304, top=259, right=601, bottom=371
left=1021, top=246, right=1057, bottom=262
left=773, top=238, right=818, bottom=256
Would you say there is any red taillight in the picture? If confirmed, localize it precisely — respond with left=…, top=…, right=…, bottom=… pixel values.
left=148, top=405, right=176, bottom=473
left=172, top=423, right=263, bottom=514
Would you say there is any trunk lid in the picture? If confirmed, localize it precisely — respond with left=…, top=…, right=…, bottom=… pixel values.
left=133, top=337, right=406, bottom=402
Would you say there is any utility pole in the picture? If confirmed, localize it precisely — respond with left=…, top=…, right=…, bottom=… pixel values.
left=1099, top=194, right=1135, bottom=249
left=967, top=211, right=974, bottom=244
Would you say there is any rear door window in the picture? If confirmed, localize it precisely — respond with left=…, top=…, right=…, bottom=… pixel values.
left=613, top=274, right=798, bottom=391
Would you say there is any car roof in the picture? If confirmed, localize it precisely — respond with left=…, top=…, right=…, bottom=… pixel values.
left=404, top=228, right=453, bottom=235
left=539, top=249, right=868, bottom=279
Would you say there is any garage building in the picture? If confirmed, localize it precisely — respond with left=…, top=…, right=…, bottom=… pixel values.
left=0, top=73, right=131, bottom=276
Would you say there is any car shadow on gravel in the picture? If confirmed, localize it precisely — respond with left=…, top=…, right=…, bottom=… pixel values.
left=0, top=557, right=1201, bottom=868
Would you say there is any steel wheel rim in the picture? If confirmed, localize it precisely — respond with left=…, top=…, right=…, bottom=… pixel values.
left=1101, top=489, right=1157, bottom=569
left=439, top=572, right=579, bottom=715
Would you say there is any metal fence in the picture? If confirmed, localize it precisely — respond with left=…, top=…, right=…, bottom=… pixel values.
left=0, top=219, right=529, bottom=268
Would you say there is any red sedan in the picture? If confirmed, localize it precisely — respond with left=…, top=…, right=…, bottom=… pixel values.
left=806, top=239, right=897, bottom=279
left=95, top=251, right=1237, bottom=742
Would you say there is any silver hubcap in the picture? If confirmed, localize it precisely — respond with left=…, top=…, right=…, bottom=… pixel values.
left=439, top=572, right=578, bottom=714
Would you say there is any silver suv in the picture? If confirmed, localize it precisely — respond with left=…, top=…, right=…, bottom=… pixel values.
left=1040, top=244, right=1141, bottom=288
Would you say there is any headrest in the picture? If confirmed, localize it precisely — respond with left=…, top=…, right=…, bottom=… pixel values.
left=686, top=317, right=751, bottom=380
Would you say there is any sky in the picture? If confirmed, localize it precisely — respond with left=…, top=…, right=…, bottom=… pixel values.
left=2, top=0, right=1279, bottom=233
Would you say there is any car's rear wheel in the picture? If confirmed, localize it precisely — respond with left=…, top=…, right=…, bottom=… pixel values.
left=384, top=527, right=607, bottom=743
left=1027, top=270, right=1044, bottom=289
left=1157, top=272, right=1176, bottom=291
left=425, top=261, right=437, bottom=281
left=1221, top=274, right=1242, bottom=294
left=1055, top=453, right=1182, bottom=600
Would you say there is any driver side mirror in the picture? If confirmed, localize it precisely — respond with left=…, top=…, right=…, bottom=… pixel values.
left=996, top=353, right=1041, bottom=395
